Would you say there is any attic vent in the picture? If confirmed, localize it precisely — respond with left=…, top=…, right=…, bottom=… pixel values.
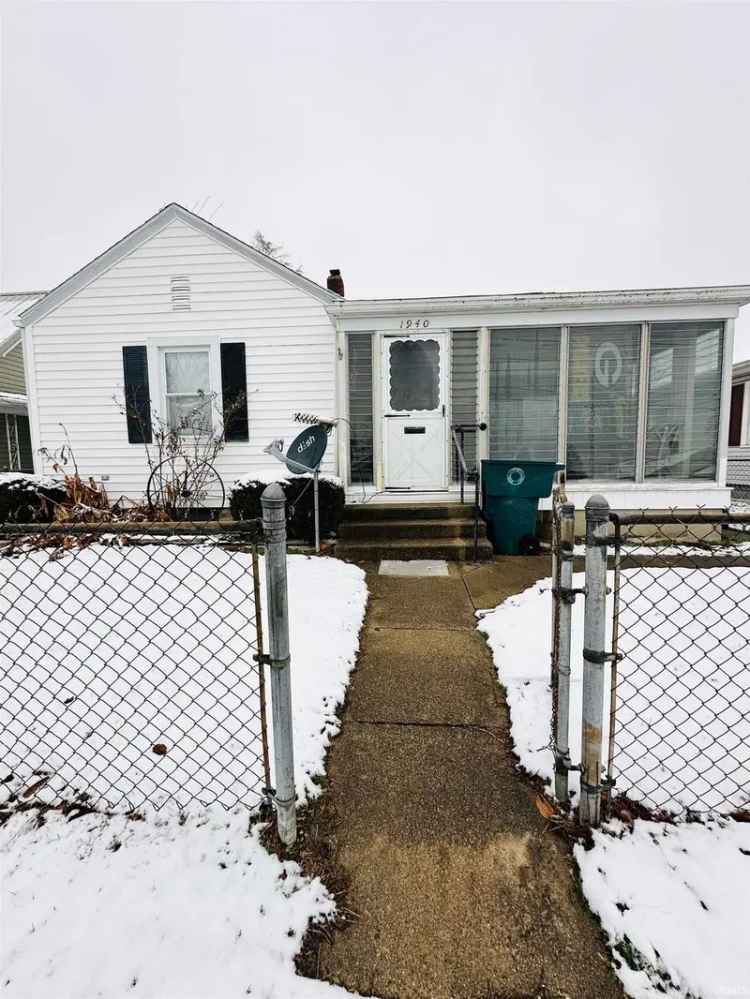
left=170, top=275, right=191, bottom=311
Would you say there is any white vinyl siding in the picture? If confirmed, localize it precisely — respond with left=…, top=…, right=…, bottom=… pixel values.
left=29, top=218, right=336, bottom=499
left=645, top=321, right=724, bottom=480
left=566, top=324, right=641, bottom=481
left=0, top=343, right=26, bottom=395
left=489, top=327, right=560, bottom=462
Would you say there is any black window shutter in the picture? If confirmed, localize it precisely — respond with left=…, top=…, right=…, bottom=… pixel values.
left=122, top=346, right=152, bottom=444
left=220, top=343, right=249, bottom=442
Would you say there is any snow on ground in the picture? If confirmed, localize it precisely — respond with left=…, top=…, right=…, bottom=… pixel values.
left=480, top=566, right=750, bottom=999
left=1, top=807, right=358, bottom=999
left=0, top=550, right=366, bottom=999
left=0, top=547, right=366, bottom=809
left=477, top=566, right=750, bottom=813
left=576, top=818, right=750, bottom=999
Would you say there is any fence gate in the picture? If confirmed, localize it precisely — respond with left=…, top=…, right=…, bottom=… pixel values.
left=0, top=521, right=271, bottom=814
left=604, top=511, right=750, bottom=817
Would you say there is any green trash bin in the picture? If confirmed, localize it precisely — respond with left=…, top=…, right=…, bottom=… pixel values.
left=481, top=460, right=564, bottom=555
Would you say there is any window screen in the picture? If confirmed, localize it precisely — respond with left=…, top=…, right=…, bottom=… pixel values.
left=645, top=321, right=723, bottom=480
left=567, top=325, right=641, bottom=480
left=388, top=339, right=440, bottom=412
left=489, top=327, right=560, bottom=461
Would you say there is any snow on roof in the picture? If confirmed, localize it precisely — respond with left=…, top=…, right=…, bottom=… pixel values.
left=0, top=292, right=46, bottom=353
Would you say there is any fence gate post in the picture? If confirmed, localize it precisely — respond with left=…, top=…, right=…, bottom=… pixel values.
left=579, top=494, right=609, bottom=827
left=261, top=483, right=297, bottom=847
left=554, top=501, right=576, bottom=804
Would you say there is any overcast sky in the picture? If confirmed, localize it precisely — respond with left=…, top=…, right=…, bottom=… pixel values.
left=2, top=1, right=750, bottom=358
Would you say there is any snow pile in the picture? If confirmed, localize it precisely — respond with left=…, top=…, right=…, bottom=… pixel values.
left=1, top=807, right=357, bottom=999
left=0, top=471, right=62, bottom=490
left=233, top=470, right=343, bottom=489
left=478, top=566, right=750, bottom=813
left=576, top=818, right=750, bottom=999
left=0, top=548, right=367, bottom=809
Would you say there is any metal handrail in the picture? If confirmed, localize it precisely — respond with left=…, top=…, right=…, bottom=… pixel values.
left=451, top=422, right=486, bottom=562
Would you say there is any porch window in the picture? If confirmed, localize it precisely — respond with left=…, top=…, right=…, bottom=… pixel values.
left=162, top=348, right=212, bottom=434
left=645, top=321, right=723, bottom=480
left=347, top=333, right=374, bottom=484
left=489, top=327, right=560, bottom=461
left=566, top=324, right=641, bottom=481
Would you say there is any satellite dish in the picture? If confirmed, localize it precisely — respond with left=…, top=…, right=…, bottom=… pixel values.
left=263, top=420, right=333, bottom=555
left=264, top=424, right=329, bottom=474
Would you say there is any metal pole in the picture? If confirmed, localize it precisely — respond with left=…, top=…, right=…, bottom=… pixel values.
left=313, top=469, right=320, bottom=554
left=261, top=482, right=297, bottom=846
left=554, top=501, right=575, bottom=804
left=579, top=494, right=609, bottom=827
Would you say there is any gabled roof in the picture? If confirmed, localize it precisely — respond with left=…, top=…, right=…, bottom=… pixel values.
left=733, top=359, right=750, bottom=381
left=16, top=203, right=338, bottom=328
left=0, top=292, right=47, bottom=352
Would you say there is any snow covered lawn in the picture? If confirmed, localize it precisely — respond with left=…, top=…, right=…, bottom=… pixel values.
left=478, top=566, right=750, bottom=814
left=0, top=549, right=367, bottom=999
left=576, top=818, right=750, bottom=999
left=0, top=547, right=367, bottom=809
left=1, top=807, right=357, bottom=999
left=479, top=570, right=750, bottom=999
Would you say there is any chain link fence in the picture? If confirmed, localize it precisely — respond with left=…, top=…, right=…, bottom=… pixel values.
left=551, top=499, right=750, bottom=822
left=607, top=510, right=750, bottom=816
left=0, top=520, right=271, bottom=814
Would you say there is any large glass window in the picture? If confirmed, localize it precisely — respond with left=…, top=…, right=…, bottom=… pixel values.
left=489, top=327, right=560, bottom=461
left=567, top=325, right=641, bottom=480
left=645, top=322, right=723, bottom=480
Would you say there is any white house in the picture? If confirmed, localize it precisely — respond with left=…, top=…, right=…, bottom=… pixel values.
left=728, top=358, right=750, bottom=494
left=15, top=202, right=750, bottom=513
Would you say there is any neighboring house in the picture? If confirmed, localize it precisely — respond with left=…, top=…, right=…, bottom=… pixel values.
left=727, top=358, right=750, bottom=495
left=0, top=292, right=45, bottom=472
left=14, top=203, right=750, bottom=512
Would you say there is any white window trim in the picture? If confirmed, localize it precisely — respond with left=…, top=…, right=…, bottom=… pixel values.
left=145, top=337, right=223, bottom=438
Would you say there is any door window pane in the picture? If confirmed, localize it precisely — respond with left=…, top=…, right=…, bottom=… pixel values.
left=645, top=322, right=723, bottom=480
left=567, top=325, right=641, bottom=480
left=388, top=339, right=440, bottom=411
left=489, top=328, right=560, bottom=460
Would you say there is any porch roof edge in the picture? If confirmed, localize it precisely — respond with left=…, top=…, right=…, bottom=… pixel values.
left=327, top=283, right=750, bottom=318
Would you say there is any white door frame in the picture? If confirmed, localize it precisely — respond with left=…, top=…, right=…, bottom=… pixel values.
left=380, top=331, right=450, bottom=490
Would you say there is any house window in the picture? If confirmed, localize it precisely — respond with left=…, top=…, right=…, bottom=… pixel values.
left=162, top=348, right=212, bottom=434
left=566, top=324, right=641, bottom=480
left=489, top=327, right=560, bottom=461
left=645, top=321, right=723, bottom=480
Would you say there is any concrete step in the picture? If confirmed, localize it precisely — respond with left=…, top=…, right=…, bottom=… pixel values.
left=343, top=502, right=473, bottom=522
left=338, top=517, right=488, bottom=541
left=335, top=536, right=495, bottom=563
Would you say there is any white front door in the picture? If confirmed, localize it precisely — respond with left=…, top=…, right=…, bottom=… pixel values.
left=382, top=333, right=449, bottom=490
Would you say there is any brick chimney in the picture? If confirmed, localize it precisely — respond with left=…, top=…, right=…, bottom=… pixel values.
left=327, top=268, right=344, bottom=297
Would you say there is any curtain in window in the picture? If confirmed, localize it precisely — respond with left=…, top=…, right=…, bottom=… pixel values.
left=165, top=350, right=211, bottom=433
left=645, top=322, right=723, bottom=480
left=567, top=325, right=641, bottom=480
left=489, top=328, right=560, bottom=461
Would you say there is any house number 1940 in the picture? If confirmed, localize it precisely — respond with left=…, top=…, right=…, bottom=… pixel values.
left=399, top=318, right=430, bottom=330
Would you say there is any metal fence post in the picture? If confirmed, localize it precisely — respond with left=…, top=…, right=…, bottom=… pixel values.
left=261, top=483, right=297, bottom=846
left=579, top=494, right=609, bottom=826
left=554, top=501, right=575, bottom=804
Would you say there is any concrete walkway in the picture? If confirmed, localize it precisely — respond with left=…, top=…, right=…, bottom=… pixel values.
left=317, top=558, right=623, bottom=999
